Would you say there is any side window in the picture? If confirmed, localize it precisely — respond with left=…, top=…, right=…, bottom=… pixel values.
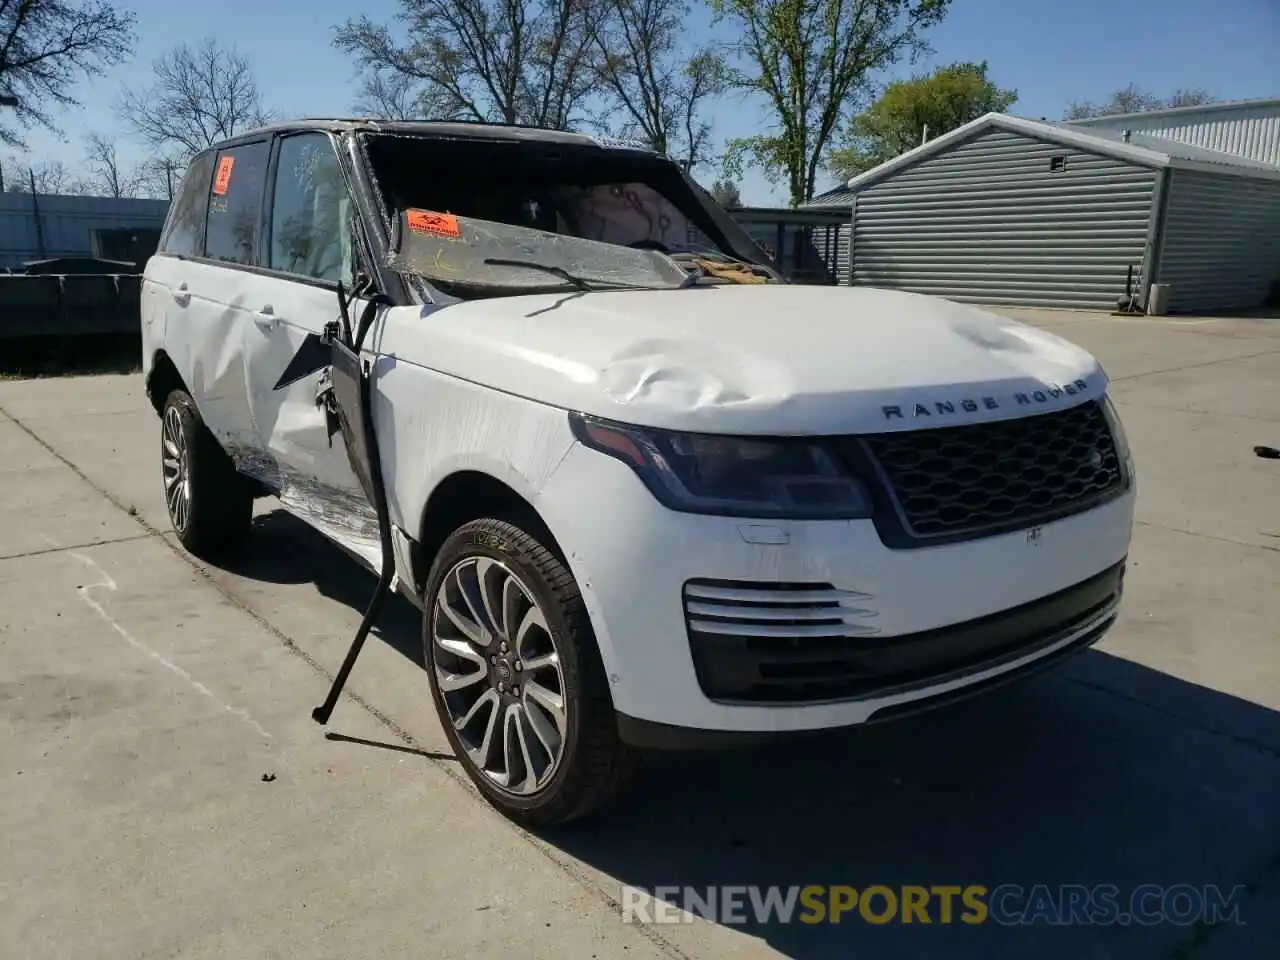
left=159, top=152, right=215, bottom=258
left=204, top=140, right=270, bottom=266
left=268, top=133, right=358, bottom=284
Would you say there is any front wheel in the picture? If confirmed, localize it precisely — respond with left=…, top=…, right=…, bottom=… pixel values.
left=423, top=518, right=634, bottom=826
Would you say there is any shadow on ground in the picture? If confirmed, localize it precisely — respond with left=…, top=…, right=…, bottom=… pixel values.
left=554, top=666, right=1279, bottom=959
left=227, top=508, right=1280, bottom=959
left=220, top=510, right=424, bottom=668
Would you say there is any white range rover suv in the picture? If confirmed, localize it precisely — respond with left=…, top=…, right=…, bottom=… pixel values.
left=142, top=119, right=1135, bottom=824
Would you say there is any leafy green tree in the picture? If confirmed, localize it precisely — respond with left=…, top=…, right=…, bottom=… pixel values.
left=712, top=0, right=951, bottom=206
left=827, top=60, right=1016, bottom=181
left=709, top=177, right=741, bottom=207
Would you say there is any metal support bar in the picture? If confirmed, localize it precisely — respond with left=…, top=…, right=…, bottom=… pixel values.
left=846, top=198, right=857, bottom=287
left=1139, top=167, right=1171, bottom=309
left=29, top=168, right=46, bottom=259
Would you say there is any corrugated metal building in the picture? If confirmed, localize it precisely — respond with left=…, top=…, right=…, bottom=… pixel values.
left=1064, top=98, right=1280, bottom=167
left=0, top=193, right=170, bottom=270
left=801, top=112, right=1280, bottom=312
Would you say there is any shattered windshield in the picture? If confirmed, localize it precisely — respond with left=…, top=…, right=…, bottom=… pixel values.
left=387, top=207, right=695, bottom=292
left=365, top=133, right=776, bottom=295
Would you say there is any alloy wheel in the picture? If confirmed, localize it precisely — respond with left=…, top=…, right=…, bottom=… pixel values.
left=161, top=404, right=191, bottom=534
left=431, top=556, right=568, bottom=795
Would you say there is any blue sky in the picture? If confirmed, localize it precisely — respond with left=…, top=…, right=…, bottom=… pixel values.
left=9, top=0, right=1279, bottom=205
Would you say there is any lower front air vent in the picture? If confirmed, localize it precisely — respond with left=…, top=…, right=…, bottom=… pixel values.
left=683, top=563, right=1124, bottom=704
left=683, top=580, right=880, bottom=639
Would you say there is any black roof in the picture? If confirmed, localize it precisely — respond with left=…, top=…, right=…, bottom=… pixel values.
left=210, top=117, right=657, bottom=153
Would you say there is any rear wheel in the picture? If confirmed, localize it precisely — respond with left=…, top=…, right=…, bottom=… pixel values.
left=423, top=518, right=634, bottom=826
left=160, top=389, right=253, bottom=559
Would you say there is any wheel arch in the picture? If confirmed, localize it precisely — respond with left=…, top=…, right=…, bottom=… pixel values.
left=145, top=349, right=190, bottom=415
left=411, top=470, right=568, bottom=595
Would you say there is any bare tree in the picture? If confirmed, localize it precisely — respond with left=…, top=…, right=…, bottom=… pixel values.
left=116, top=38, right=271, bottom=161
left=1065, top=84, right=1217, bottom=120
left=0, top=0, right=135, bottom=146
left=354, top=70, right=422, bottom=120
left=1166, top=88, right=1216, bottom=109
left=81, top=131, right=140, bottom=198
left=334, top=0, right=601, bottom=129
left=589, top=0, right=725, bottom=169
left=130, top=151, right=184, bottom=200
left=2, top=156, right=87, bottom=193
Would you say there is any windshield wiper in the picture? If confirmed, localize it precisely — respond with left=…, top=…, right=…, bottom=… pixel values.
left=481, top=257, right=624, bottom=291
left=483, top=257, right=592, bottom=290
left=482, top=256, right=690, bottom=291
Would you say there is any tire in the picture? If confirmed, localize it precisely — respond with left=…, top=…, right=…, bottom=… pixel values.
left=423, top=517, right=635, bottom=826
left=160, top=389, right=253, bottom=559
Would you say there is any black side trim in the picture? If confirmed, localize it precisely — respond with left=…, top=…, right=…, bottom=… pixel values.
left=272, top=333, right=331, bottom=391
left=616, top=618, right=1109, bottom=751
left=862, top=618, right=1109, bottom=723
left=616, top=713, right=789, bottom=751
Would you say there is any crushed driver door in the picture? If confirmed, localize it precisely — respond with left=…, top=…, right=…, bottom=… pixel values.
left=311, top=288, right=397, bottom=726
left=325, top=336, right=379, bottom=508
left=318, top=291, right=392, bottom=525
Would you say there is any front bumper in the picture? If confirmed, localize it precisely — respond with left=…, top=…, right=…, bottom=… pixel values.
left=686, top=559, right=1123, bottom=704
left=536, top=443, right=1135, bottom=739
left=621, top=565, right=1119, bottom=749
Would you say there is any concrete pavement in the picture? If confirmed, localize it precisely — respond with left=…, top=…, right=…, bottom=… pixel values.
left=0, top=309, right=1277, bottom=959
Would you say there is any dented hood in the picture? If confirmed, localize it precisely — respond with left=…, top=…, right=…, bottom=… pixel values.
left=377, top=284, right=1107, bottom=435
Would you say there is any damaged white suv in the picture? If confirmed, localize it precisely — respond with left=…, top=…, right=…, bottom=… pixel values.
left=142, top=120, right=1135, bottom=825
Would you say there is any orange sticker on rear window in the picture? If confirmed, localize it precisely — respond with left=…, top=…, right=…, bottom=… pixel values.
left=406, top=209, right=460, bottom=238
left=213, top=156, right=235, bottom=195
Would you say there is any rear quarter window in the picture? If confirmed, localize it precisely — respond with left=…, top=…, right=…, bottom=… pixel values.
left=203, top=140, right=270, bottom=266
left=158, top=152, right=216, bottom=258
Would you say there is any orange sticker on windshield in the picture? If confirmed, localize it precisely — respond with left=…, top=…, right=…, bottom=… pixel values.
left=213, top=155, right=235, bottom=195
left=407, top=209, right=460, bottom=238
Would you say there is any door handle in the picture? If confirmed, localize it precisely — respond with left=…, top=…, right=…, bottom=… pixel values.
left=172, top=281, right=190, bottom=306
left=253, top=306, right=277, bottom=331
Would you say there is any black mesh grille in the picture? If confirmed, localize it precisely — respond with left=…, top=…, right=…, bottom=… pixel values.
left=857, top=400, right=1124, bottom=541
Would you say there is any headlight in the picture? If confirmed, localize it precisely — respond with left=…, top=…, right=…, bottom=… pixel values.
left=1101, top=395, right=1134, bottom=481
left=569, top=413, right=873, bottom=519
